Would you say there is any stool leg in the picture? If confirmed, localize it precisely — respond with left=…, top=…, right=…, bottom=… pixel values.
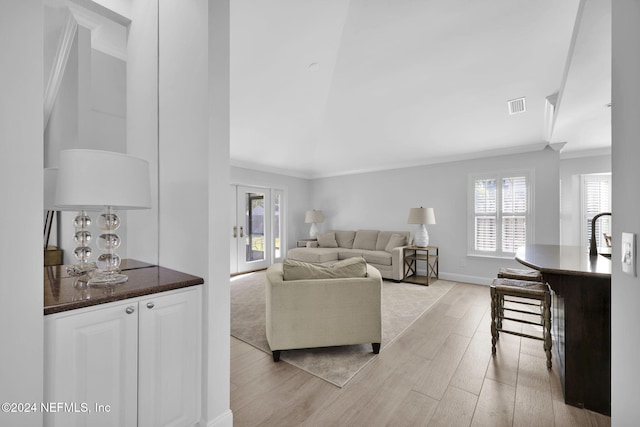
left=543, top=291, right=552, bottom=369
left=491, top=286, right=498, bottom=354
left=498, top=294, right=504, bottom=329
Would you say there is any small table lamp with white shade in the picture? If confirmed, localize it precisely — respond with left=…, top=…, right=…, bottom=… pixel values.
left=55, top=149, right=151, bottom=285
left=305, top=209, right=324, bottom=238
left=407, top=207, right=436, bottom=247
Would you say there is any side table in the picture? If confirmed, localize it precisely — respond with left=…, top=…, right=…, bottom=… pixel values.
left=296, top=238, right=317, bottom=247
left=403, top=246, right=439, bottom=286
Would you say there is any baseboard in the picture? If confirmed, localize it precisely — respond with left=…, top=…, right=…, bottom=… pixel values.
left=203, top=409, right=233, bottom=427
left=438, top=271, right=493, bottom=286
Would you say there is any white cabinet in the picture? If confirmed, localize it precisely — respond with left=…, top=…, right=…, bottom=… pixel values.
left=44, top=286, right=202, bottom=427
left=138, top=288, right=200, bottom=427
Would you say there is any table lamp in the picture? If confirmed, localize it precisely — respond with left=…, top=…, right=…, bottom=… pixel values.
left=305, top=209, right=324, bottom=238
left=56, top=149, right=151, bottom=285
left=407, top=207, right=436, bottom=247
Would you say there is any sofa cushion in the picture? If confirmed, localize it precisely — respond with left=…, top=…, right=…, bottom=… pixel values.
left=338, top=248, right=364, bottom=260
left=336, top=248, right=391, bottom=266
left=333, top=230, right=356, bottom=248
left=384, top=233, right=407, bottom=253
left=353, top=230, right=379, bottom=251
left=287, top=248, right=339, bottom=263
left=282, top=257, right=367, bottom=281
left=317, top=232, right=338, bottom=248
left=362, top=251, right=392, bottom=266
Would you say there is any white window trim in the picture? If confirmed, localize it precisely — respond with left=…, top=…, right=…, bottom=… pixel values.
left=467, top=170, right=534, bottom=258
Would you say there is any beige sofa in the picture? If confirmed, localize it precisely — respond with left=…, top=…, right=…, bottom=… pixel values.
left=286, top=229, right=412, bottom=281
left=265, top=261, right=382, bottom=361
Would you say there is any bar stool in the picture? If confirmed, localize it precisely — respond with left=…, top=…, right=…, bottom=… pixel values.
left=495, top=267, right=543, bottom=329
left=490, top=278, right=552, bottom=368
left=497, top=267, right=542, bottom=282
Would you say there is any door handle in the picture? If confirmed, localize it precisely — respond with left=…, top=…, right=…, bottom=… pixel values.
left=240, top=226, right=244, bottom=238
left=233, top=226, right=237, bottom=238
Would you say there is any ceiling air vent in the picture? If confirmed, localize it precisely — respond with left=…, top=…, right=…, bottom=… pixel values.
left=507, top=97, right=526, bottom=115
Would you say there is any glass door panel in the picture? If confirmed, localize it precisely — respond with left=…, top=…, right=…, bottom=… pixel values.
left=235, top=186, right=270, bottom=272
left=230, top=185, right=286, bottom=274
left=245, top=192, right=265, bottom=262
left=273, top=191, right=283, bottom=261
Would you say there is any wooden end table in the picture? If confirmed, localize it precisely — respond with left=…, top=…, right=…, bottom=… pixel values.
left=403, top=246, right=439, bottom=285
left=296, top=238, right=317, bottom=247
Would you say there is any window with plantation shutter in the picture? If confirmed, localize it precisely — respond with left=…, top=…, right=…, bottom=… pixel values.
left=469, top=172, right=532, bottom=257
left=474, top=179, right=497, bottom=251
left=581, top=174, right=611, bottom=250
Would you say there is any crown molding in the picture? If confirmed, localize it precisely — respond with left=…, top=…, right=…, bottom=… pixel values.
left=230, top=159, right=314, bottom=180
left=231, top=143, right=551, bottom=180
left=560, top=146, right=611, bottom=160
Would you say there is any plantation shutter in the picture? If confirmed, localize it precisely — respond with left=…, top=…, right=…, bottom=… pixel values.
left=474, top=179, right=497, bottom=251
left=502, top=176, right=527, bottom=253
left=584, top=175, right=611, bottom=248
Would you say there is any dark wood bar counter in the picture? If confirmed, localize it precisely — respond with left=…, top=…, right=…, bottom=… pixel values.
left=44, top=259, right=204, bottom=315
left=515, top=244, right=611, bottom=415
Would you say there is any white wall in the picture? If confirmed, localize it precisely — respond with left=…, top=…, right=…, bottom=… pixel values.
left=231, top=166, right=312, bottom=252
left=207, top=1, right=233, bottom=424
left=91, top=50, right=126, bottom=152
left=611, top=1, right=640, bottom=423
left=310, top=148, right=560, bottom=284
left=0, top=1, right=44, bottom=426
left=44, top=30, right=79, bottom=166
left=158, top=0, right=232, bottom=425
left=158, top=0, right=209, bottom=275
left=45, top=31, right=127, bottom=166
left=559, top=154, right=612, bottom=246
left=126, top=0, right=160, bottom=265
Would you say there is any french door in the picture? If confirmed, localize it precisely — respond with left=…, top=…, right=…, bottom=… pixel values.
left=230, top=185, right=285, bottom=274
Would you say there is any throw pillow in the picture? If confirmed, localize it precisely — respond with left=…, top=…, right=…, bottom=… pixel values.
left=282, top=257, right=367, bottom=280
left=317, top=231, right=338, bottom=248
left=334, top=230, right=356, bottom=248
left=385, top=233, right=407, bottom=252
left=352, top=230, right=380, bottom=250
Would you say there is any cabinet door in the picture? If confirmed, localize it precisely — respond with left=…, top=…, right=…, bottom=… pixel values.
left=44, top=302, right=138, bottom=427
left=138, top=287, right=201, bottom=427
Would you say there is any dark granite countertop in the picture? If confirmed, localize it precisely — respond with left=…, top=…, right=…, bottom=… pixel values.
left=515, top=244, right=612, bottom=278
left=44, top=259, right=204, bottom=315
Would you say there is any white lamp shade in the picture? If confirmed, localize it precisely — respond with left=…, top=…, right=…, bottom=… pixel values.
left=407, top=207, right=436, bottom=225
left=55, top=149, right=151, bottom=211
left=305, top=209, right=324, bottom=224
left=44, top=167, right=58, bottom=210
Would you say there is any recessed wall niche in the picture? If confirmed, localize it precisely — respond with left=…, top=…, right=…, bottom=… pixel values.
left=44, top=0, right=159, bottom=266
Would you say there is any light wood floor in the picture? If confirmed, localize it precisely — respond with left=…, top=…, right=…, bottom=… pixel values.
left=230, top=281, right=611, bottom=426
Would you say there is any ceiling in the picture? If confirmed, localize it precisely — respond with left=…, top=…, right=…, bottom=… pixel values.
left=230, top=0, right=611, bottom=179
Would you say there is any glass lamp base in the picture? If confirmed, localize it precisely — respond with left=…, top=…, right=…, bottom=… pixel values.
left=66, top=262, right=97, bottom=277
left=88, top=270, right=128, bottom=286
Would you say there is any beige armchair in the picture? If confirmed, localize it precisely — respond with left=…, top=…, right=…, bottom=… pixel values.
left=265, top=262, right=383, bottom=362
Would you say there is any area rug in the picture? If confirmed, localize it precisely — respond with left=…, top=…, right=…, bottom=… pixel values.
left=230, top=271, right=456, bottom=387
